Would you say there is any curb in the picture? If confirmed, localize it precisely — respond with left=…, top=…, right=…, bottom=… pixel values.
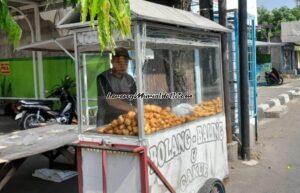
left=258, top=88, right=300, bottom=121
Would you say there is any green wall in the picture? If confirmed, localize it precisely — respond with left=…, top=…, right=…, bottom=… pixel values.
left=0, top=58, right=35, bottom=98
left=0, top=55, right=110, bottom=99
left=85, top=54, right=110, bottom=98
left=43, top=57, right=76, bottom=97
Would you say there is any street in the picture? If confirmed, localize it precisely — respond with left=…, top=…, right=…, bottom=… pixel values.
left=0, top=156, right=77, bottom=193
left=226, top=80, right=300, bottom=193
left=258, top=78, right=300, bottom=104
left=0, top=116, right=18, bottom=135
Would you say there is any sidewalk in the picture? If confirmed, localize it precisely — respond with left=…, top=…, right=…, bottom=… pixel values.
left=226, top=94, right=300, bottom=192
left=258, top=78, right=300, bottom=104
left=257, top=78, right=300, bottom=121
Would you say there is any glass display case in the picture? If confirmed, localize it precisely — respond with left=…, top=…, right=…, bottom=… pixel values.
left=77, top=23, right=224, bottom=139
left=71, top=2, right=230, bottom=193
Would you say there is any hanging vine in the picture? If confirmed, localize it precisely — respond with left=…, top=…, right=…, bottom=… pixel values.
left=0, top=0, right=22, bottom=47
left=1, top=0, right=131, bottom=51
left=81, top=0, right=131, bottom=51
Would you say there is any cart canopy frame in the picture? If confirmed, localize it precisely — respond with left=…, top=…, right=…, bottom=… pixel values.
left=19, top=0, right=230, bottom=142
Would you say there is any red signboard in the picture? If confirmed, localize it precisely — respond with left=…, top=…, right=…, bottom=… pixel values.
left=0, top=62, right=10, bottom=75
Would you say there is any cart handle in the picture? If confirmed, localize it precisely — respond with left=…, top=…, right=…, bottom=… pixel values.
left=147, top=157, right=176, bottom=193
left=77, top=141, right=176, bottom=193
left=75, top=142, right=145, bottom=153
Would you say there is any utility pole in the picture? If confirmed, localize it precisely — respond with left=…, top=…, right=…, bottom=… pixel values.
left=239, top=0, right=251, bottom=160
left=218, top=0, right=232, bottom=144
left=199, top=0, right=214, bottom=20
left=146, top=0, right=192, bottom=10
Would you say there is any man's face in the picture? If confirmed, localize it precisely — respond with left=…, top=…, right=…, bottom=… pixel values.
left=112, top=56, right=129, bottom=75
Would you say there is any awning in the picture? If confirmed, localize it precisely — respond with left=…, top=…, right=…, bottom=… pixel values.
left=256, top=41, right=283, bottom=47
left=17, top=35, right=126, bottom=54
left=295, top=46, right=300, bottom=51
left=18, top=36, right=74, bottom=52
left=18, top=36, right=75, bottom=60
left=57, top=0, right=230, bottom=33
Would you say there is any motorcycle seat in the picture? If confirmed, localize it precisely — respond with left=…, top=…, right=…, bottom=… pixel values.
left=20, top=100, right=53, bottom=106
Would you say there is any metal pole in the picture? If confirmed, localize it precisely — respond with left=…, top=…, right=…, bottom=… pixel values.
left=54, top=40, right=75, bottom=60
left=82, top=54, right=89, bottom=126
left=239, top=0, right=251, bottom=160
left=194, top=49, right=202, bottom=103
left=32, top=52, right=38, bottom=98
left=218, top=0, right=232, bottom=144
left=8, top=6, right=38, bottom=99
left=168, top=50, right=174, bottom=93
left=34, top=5, right=44, bottom=99
left=134, top=24, right=145, bottom=141
left=252, top=20, right=258, bottom=142
left=74, top=33, right=82, bottom=133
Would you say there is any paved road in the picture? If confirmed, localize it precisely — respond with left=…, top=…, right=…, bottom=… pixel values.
left=1, top=155, right=77, bottom=193
left=226, top=99, right=300, bottom=193
left=258, top=78, right=300, bottom=104
left=0, top=115, right=18, bottom=134
left=0, top=117, right=77, bottom=193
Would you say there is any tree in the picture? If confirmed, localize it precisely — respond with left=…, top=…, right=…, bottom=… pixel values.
left=0, top=0, right=131, bottom=51
left=78, top=0, right=131, bottom=51
left=0, top=0, right=22, bottom=47
left=147, top=0, right=192, bottom=10
left=199, top=0, right=214, bottom=20
left=257, top=6, right=300, bottom=41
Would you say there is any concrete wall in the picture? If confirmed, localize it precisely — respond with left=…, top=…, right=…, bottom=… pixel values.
left=271, top=47, right=282, bottom=70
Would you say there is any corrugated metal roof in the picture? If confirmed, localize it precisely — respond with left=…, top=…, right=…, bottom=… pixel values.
left=18, top=36, right=74, bottom=52
left=57, top=0, right=230, bottom=33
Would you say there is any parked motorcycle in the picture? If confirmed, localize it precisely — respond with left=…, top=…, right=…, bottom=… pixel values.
left=15, top=76, right=77, bottom=129
left=265, top=68, right=284, bottom=86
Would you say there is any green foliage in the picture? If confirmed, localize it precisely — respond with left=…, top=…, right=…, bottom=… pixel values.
left=80, top=0, right=132, bottom=52
left=257, top=6, right=300, bottom=41
left=2, top=0, right=131, bottom=52
left=59, top=0, right=132, bottom=52
left=257, top=53, right=271, bottom=64
left=0, top=0, right=22, bottom=47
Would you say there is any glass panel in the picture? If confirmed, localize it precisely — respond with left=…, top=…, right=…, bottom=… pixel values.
left=142, top=44, right=223, bottom=135
left=81, top=53, right=110, bottom=126
left=81, top=47, right=138, bottom=136
left=146, top=25, right=220, bottom=47
left=80, top=26, right=223, bottom=137
left=96, top=51, right=137, bottom=130
left=200, top=47, right=222, bottom=101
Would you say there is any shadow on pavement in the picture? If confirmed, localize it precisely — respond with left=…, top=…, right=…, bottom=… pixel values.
left=0, top=115, right=19, bottom=134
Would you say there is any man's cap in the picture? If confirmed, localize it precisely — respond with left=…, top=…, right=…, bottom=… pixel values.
left=113, top=47, right=132, bottom=60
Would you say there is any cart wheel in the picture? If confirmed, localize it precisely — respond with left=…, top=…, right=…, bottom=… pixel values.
left=198, top=178, right=226, bottom=193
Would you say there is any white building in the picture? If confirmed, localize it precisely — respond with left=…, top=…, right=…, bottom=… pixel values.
left=281, top=21, right=300, bottom=73
left=296, top=0, right=300, bottom=7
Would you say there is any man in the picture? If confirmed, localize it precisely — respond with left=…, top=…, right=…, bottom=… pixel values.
left=97, top=47, right=137, bottom=126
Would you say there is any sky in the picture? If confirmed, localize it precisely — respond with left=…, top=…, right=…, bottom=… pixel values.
left=257, top=0, right=296, bottom=10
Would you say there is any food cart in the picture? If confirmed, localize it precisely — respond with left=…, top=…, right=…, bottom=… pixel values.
left=55, top=0, right=231, bottom=192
